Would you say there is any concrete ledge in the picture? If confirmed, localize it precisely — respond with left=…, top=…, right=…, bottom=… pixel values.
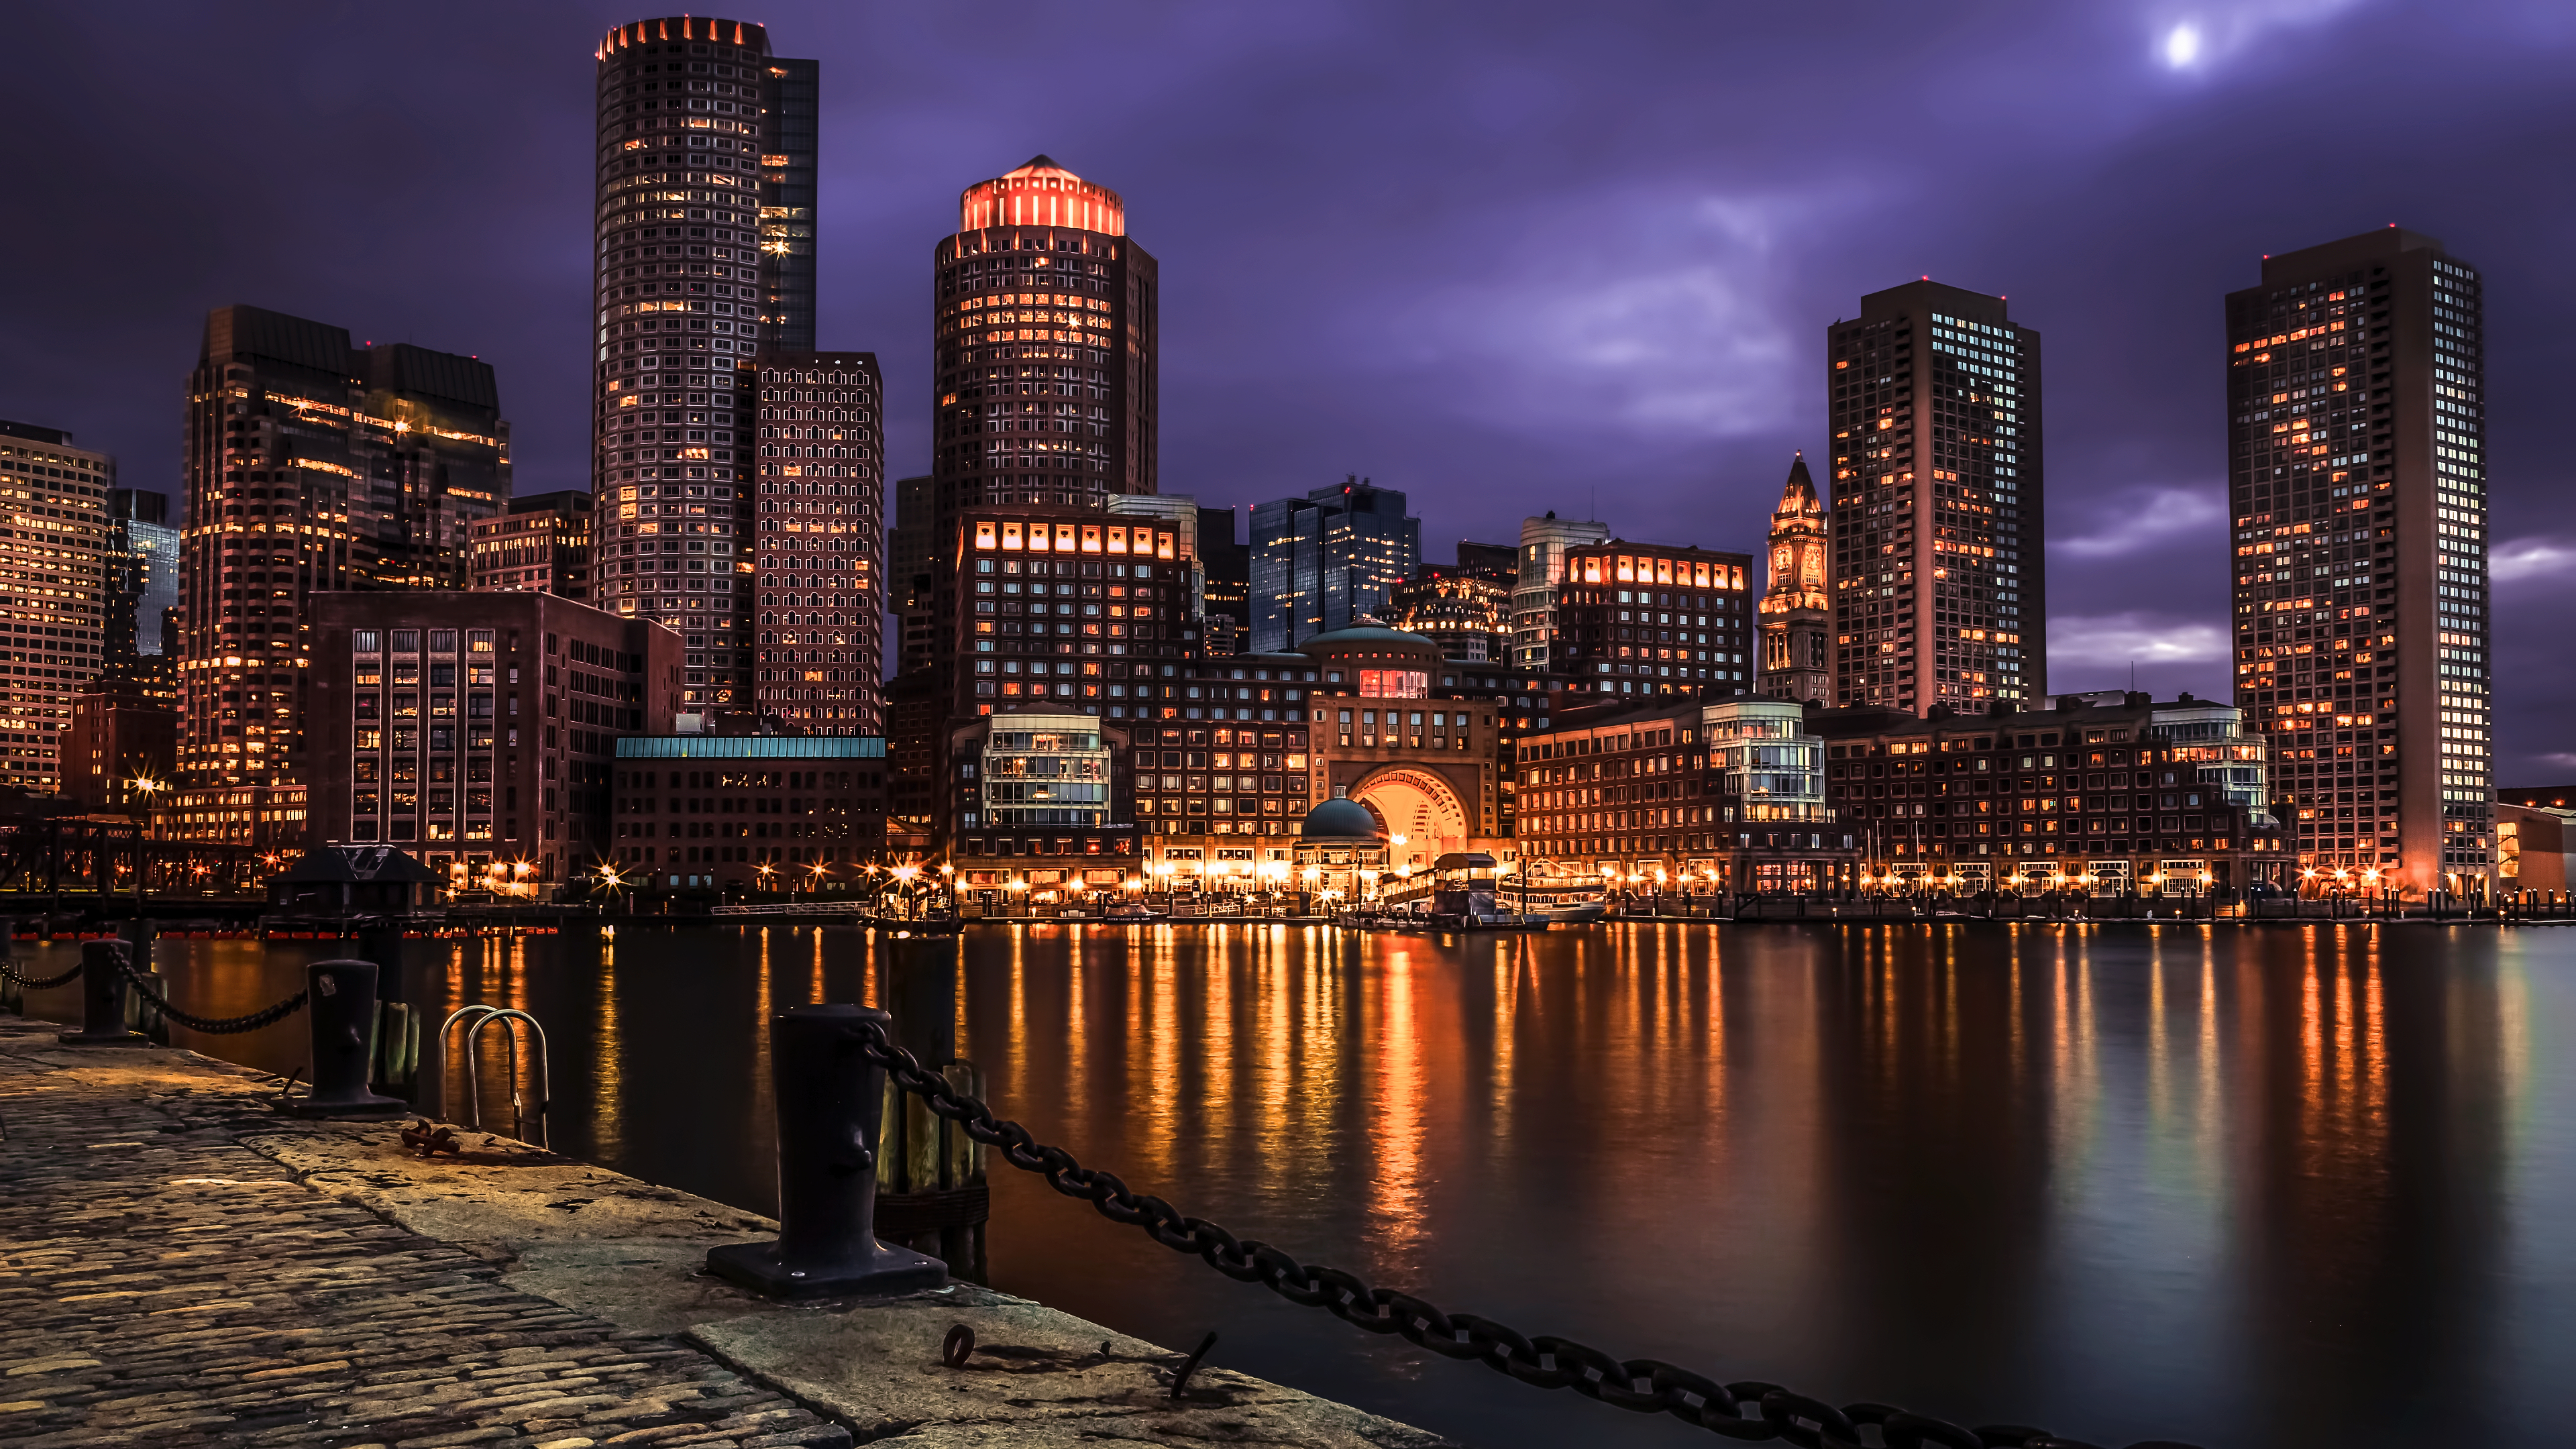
left=4, top=1018, right=1454, bottom=1448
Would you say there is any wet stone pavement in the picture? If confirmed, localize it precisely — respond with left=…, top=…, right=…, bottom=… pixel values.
left=0, top=1018, right=845, bottom=1449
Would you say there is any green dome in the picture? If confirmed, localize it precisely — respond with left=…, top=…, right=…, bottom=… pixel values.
left=1299, top=798, right=1385, bottom=840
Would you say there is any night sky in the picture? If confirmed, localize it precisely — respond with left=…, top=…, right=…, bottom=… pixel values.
left=7, top=3, right=2570, bottom=776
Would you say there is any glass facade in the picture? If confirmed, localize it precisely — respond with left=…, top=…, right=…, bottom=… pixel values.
left=973, top=714, right=1110, bottom=829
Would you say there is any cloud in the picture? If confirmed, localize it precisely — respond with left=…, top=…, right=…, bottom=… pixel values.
left=2053, top=485, right=2225, bottom=559
left=2051, top=611, right=2231, bottom=676
left=2491, top=536, right=2576, bottom=585
left=1393, top=182, right=1866, bottom=441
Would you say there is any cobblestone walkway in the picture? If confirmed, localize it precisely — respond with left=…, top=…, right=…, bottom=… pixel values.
left=0, top=1022, right=849, bottom=1449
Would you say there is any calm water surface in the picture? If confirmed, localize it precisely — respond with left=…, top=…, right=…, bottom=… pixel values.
left=18, top=922, right=2576, bottom=1448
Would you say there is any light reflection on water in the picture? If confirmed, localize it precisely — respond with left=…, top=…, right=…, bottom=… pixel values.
left=13, top=921, right=2576, bottom=1448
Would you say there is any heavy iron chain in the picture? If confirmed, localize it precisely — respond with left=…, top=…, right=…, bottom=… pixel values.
left=848, top=1019, right=2202, bottom=1449
left=0, top=959, right=85, bottom=991
left=111, top=956, right=309, bottom=1036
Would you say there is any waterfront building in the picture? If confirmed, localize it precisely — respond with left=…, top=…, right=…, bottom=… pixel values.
left=610, top=732, right=888, bottom=893
left=946, top=708, right=1132, bottom=884
left=2498, top=802, right=2569, bottom=894
left=1551, top=539, right=1754, bottom=698
left=2226, top=227, right=2493, bottom=895
left=104, top=488, right=178, bottom=691
left=1827, top=280, right=2042, bottom=712
left=1808, top=691, right=2282, bottom=891
left=749, top=352, right=884, bottom=734
left=0, top=420, right=111, bottom=792
left=1758, top=454, right=1833, bottom=706
left=945, top=506, right=1192, bottom=724
left=1511, top=513, right=1609, bottom=673
left=175, top=306, right=510, bottom=849
left=1105, top=492, right=1208, bottom=654
left=589, top=15, right=818, bottom=706
left=1515, top=695, right=1856, bottom=892
left=66, top=675, right=176, bottom=814
left=1248, top=479, right=1420, bottom=652
left=470, top=491, right=595, bottom=600
left=305, top=591, right=681, bottom=887
left=928, top=156, right=1157, bottom=524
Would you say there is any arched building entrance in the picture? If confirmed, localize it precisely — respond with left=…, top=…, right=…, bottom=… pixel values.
left=1347, top=766, right=1472, bottom=871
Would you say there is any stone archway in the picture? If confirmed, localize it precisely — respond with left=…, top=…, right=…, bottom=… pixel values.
left=1348, top=767, right=1472, bottom=870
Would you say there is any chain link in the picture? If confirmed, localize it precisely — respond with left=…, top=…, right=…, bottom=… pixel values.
left=113, top=956, right=309, bottom=1036
left=847, top=1018, right=2200, bottom=1449
left=0, top=959, right=85, bottom=990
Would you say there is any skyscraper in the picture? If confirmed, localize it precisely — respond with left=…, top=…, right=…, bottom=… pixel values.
left=176, top=306, right=508, bottom=847
left=751, top=352, right=884, bottom=735
left=1758, top=453, right=1832, bottom=706
left=2226, top=227, right=2491, bottom=895
left=1826, top=280, right=2043, bottom=714
left=1511, top=512, right=1609, bottom=672
left=888, top=474, right=936, bottom=675
left=0, top=420, right=111, bottom=791
left=929, top=157, right=1157, bottom=521
left=1248, top=479, right=1421, bottom=652
left=104, top=488, right=180, bottom=687
left=590, top=15, right=819, bottom=710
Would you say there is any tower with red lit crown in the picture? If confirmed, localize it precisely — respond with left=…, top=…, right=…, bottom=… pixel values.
left=1758, top=453, right=1833, bottom=706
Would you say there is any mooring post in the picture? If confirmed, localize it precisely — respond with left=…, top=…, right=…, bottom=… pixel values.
left=276, top=960, right=409, bottom=1120
left=705, top=1003, right=947, bottom=1299
left=57, top=939, right=146, bottom=1046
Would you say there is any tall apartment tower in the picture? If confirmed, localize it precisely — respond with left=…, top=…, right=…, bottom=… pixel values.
left=1759, top=453, right=1833, bottom=706
left=1248, top=479, right=1421, bottom=652
left=590, top=15, right=819, bottom=712
left=1826, top=280, right=2043, bottom=714
left=2226, top=227, right=2491, bottom=896
left=178, top=306, right=508, bottom=848
left=0, top=421, right=111, bottom=791
left=751, top=352, right=884, bottom=735
left=930, top=157, right=1157, bottom=521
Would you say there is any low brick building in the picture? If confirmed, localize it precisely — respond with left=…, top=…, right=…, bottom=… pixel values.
left=611, top=733, right=890, bottom=894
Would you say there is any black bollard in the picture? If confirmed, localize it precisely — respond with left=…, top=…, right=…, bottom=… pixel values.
left=706, top=1004, right=948, bottom=1299
left=58, top=940, right=148, bottom=1046
left=275, top=959, right=409, bottom=1120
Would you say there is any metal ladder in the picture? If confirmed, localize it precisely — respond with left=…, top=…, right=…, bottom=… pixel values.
left=437, top=1005, right=552, bottom=1146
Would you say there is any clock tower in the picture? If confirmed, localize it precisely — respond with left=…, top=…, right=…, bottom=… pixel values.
left=1758, top=453, right=1832, bottom=706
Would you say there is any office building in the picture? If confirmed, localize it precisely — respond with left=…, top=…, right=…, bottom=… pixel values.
left=1827, top=280, right=2043, bottom=713
left=1105, top=492, right=1210, bottom=655
left=470, top=490, right=595, bottom=599
left=0, top=421, right=110, bottom=791
left=2227, top=227, right=2493, bottom=894
left=306, top=591, right=681, bottom=884
left=1551, top=540, right=1754, bottom=697
left=1759, top=453, right=1833, bottom=706
left=1248, top=478, right=1420, bottom=652
left=1809, top=691, right=2281, bottom=890
left=1511, top=513, right=1609, bottom=672
left=174, top=305, right=509, bottom=849
left=928, top=156, right=1157, bottom=520
left=1389, top=551, right=1514, bottom=663
left=888, top=474, right=936, bottom=673
left=749, top=352, right=884, bottom=734
left=1197, top=505, right=1249, bottom=654
left=589, top=15, right=819, bottom=710
left=104, top=488, right=179, bottom=690
left=612, top=733, right=888, bottom=892
left=947, top=709, right=1132, bottom=865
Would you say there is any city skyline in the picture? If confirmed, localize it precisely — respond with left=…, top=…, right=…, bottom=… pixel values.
left=2, top=3, right=2570, bottom=778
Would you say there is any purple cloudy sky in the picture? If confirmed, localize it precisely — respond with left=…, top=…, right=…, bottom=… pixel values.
left=5, top=2, right=2571, bottom=776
